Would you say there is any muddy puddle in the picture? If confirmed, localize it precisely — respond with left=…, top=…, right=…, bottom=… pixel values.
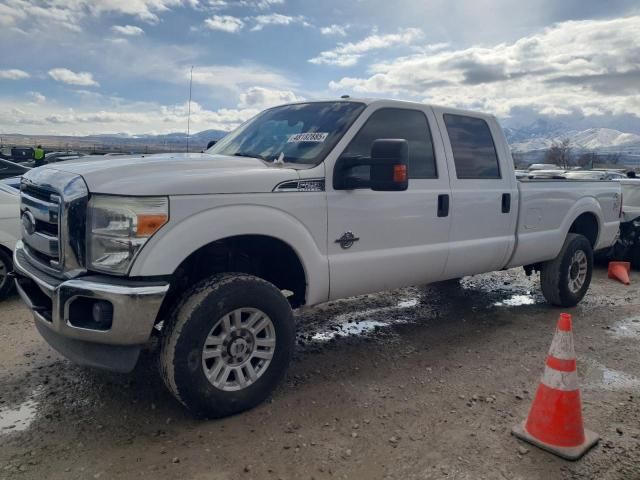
left=581, top=358, right=640, bottom=392
left=609, top=315, right=640, bottom=339
left=0, top=388, right=40, bottom=434
left=306, top=297, right=420, bottom=342
left=493, top=293, right=538, bottom=307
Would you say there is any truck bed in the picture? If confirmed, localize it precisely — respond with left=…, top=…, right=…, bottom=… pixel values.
left=507, top=179, right=621, bottom=268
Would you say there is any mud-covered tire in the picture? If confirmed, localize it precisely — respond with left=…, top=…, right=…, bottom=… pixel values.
left=540, top=233, right=593, bottom=307
left=0, top=249, right=14, bottom=300
left=160, top=273, right=295, bottom=418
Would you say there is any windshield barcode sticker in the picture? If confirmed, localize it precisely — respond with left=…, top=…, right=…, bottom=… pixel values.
left=287, top=132, right=329, bottom=143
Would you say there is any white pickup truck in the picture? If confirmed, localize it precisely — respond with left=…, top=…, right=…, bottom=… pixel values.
left=13, top=98, right=621, bottom=417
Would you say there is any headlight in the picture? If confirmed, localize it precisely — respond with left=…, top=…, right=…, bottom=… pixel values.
left=88, top=195, right=168, bottom=274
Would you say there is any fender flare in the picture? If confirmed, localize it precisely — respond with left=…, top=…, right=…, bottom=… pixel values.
left=129, top=204, right=329, bottom=305
left=559, top=196, right=603, bottom=247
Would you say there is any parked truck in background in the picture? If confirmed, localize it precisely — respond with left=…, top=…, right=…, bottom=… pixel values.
left=597, top=178, right=640, bottom=267
left=13, top=99, right=621, bottom=417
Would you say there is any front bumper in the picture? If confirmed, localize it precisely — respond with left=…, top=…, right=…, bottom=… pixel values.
left=13, top=241, right=169, bottom=372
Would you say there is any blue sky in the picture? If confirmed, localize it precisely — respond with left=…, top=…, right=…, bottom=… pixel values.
left=0, top=0, right=639, bottom=135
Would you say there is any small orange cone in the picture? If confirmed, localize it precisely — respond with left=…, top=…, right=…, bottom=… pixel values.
left=608, top=261, right=631, bottom=285
left=512, top=313, right=599, bottom=460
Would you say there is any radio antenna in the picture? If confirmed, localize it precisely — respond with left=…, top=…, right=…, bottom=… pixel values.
left=186, top=65, right=193, bottom=153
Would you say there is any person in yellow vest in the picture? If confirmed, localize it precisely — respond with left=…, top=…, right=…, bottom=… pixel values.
left=33, top=145, right=45, bottom=167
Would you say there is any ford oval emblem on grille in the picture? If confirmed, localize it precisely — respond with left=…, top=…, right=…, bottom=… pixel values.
left=22, top=211, right=36, bottom=235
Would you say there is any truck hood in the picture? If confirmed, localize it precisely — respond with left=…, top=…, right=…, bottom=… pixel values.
left=46, top=153, right=300, bottom=195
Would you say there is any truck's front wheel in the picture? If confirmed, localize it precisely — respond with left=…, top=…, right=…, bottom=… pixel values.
left=0, top=249, right=14, bottom=300
left=540, top=233, right=593, bottom=307
left=160, top=273, right=295, bottom=418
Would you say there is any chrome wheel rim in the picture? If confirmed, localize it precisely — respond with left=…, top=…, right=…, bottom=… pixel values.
left=568, top=250, right=588, bottom=294
left=202, top=308, right=276, bottom=392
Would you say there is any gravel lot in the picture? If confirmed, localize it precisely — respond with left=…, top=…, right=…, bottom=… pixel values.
left=1, top=267, right=639, bottom=480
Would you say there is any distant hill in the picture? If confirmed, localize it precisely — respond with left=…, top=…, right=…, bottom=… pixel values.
left=509, top=127, right=640, bottom=152
left=506, top=123, right=640, bottom=166
left=0, top=129, right=228, bottom=154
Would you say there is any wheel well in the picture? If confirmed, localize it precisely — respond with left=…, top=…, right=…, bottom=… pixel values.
left=0, top=245, right=12, bottom=261
left=157, top=235, right=307, bottom=321
left=568, top=213, right=599, bottom=247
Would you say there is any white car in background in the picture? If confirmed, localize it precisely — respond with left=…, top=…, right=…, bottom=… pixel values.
left=0, top=178, right=20, bottom=299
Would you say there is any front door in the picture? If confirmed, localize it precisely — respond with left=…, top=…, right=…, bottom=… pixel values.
left=326, top=105, right=452, bottom=300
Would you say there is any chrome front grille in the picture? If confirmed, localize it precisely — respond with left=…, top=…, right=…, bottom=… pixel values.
left=20, top=183, right=62, bottom=268
left=20, top=169, right=89, bottom=278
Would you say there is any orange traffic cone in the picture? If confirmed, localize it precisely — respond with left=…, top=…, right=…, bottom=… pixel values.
left=512, top=313, right=599, bottom=460
left=608, top=261, right=631, bottom=285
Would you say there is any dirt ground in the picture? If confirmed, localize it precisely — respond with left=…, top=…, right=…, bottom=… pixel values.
left=1, top=267, right=639, bottom=480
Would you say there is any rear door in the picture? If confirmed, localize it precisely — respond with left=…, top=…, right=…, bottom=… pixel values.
left=326, top=105, right=452, bottom=300
left=435, top=110, right=518, bottom=277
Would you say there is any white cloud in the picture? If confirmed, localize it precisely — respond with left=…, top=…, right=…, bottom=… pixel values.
left=309, top=28, right=423, bottom=66
left=0, top=96, right=264, bottom=135
left=327, top=16, right=640, bottom=120
left=86, top=0, right=190, bottom=23
left=48, top=68, right=99, bottom=87
left=28, top=92, right=46, bottom=104
left=256, top=0, right=284, bottom=8
left=238, top=86, right=303, bottom=108
left=204, top=15, right=244, bottom=33
left=190, top=64, right=294, bottom=92
left=250, top=13, right=307, bottom=31
left=0, top=69, right=30, bottom=80
left=320, top=24, right=348, bottom=36
left=0, top=0, right=195, bottom=32
left=112, top=25, right=145, bottom=35
left=244, top=0, right=284, bottom=9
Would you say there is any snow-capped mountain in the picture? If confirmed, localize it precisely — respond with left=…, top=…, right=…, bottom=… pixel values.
left=509, top=127, right=640, bottom=152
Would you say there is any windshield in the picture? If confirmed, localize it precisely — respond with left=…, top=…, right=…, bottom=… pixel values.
left=207, top=101, right=366, bottom=165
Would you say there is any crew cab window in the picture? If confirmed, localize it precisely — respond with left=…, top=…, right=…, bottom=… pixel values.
left=340, top=108, right=437, bottom=182
left=444, top=114, right=501, bottom=179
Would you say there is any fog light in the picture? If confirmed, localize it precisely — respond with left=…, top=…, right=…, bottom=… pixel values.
left=92, top=300, right=114, bottom=330
left=68, top=297, right=113, bottom=331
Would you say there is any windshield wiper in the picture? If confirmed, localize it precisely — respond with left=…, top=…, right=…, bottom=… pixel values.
left=233, top=152, right=270, bottom=161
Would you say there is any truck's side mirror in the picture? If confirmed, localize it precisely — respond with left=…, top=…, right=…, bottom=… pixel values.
left=333, top=138, right=409, bottom=191
left=369, top=139, right=409, bottom=191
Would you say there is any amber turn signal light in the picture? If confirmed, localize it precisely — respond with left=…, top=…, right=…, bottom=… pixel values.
left=393, top=164, right=408, bottom=183
left=136, top=214, right=168, bottom=236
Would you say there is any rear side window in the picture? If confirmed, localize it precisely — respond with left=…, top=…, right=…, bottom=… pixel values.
left=341, top=108, right=437, bottom=179
left=444, top=114, right=501, bottom=179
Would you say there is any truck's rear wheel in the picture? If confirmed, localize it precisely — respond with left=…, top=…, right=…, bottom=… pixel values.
left=540, top=233, right=593, bottom=307
left=160, top=273, right=295, bottom=418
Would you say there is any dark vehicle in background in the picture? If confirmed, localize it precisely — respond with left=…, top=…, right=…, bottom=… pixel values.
left=10, top=147, right=34, bottom=163
left=0, top=159, right=30, bottom=180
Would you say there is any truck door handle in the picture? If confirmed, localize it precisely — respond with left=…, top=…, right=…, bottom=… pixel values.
left=502, top=193, right=511, bottom=213
left=437, top=194, right=449, bottom=217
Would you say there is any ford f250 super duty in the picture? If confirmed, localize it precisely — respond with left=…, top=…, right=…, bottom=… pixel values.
left=13, top=99, right=621, bottom=417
